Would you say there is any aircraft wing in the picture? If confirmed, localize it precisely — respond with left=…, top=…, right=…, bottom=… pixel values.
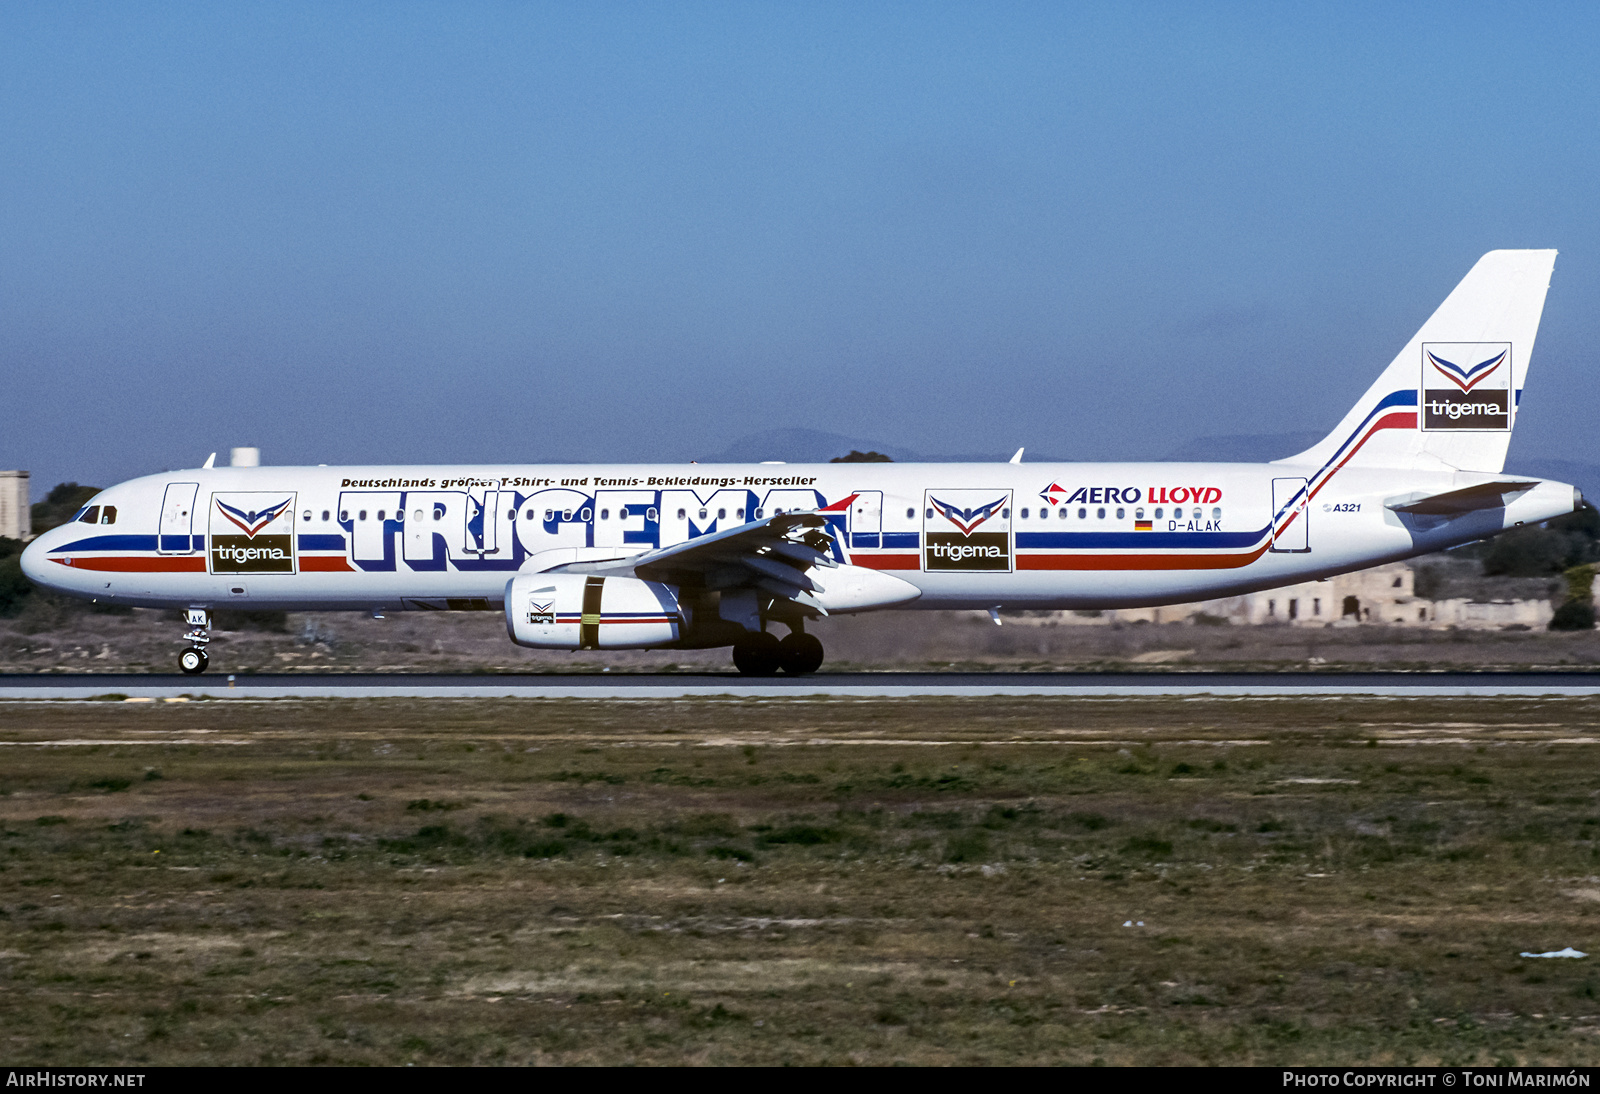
left=559, top=512, right=838, bottom=601
left=1385, top=481, right=1541, bottom=516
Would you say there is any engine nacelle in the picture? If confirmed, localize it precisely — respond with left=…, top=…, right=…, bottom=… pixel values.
left=504, top=573, right=681, bottom=650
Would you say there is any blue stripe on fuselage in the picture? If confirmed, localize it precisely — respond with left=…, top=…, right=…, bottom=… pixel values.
left=1015, top=526, right=1267, bottom=550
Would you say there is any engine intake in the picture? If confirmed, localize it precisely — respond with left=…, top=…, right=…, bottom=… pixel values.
left=504, top=573, right=681, bottom=650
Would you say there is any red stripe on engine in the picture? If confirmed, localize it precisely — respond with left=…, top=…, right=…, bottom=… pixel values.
left=853, top=554, right=921, bottom=570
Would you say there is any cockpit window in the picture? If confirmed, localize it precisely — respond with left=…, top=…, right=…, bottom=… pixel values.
left=100, top=506, right=117, bottom=525
left=78, top=506, right=100, bottom=524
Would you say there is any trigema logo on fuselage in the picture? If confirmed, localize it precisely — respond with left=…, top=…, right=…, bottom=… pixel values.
left=923, top=490, right=1012, bottom=572
left=210, top=493, right=297, bottom=574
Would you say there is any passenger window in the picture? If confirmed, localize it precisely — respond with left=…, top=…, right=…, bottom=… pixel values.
left=1096, top=507, right=1105, bottom=519
left=396, top=510, right=404, bottom=522
left=434, top=507, right=445, bottom=521
left=1213, top=507, right=1222, bottom=519
left=525, top=509, right=535, bottom=521
left=1058, top=508, right=1067, bottom=519
left=562, top=510, right=573, bottom=521
left=101, top=506, right=117, bottom=524
left=302, top=510, right=311, bottom=522
left=1002, top=508, right=1010, bottom=519
left=79, top=506, right=100, bottom=524
left=359, top=510, right=367, bottom=521
left=1154, top=508, right=1163, bottom=519
left=340, top=510, right=349, bottom=522
left=414, top=510, right=423, bottom=523
left=1020, top=508, right=1029, bottom=519
left=600, top=509, right=609, bottom=520
left=544, top=510, right=553, bottom=521
left=580, top=508, right=592, bottom=521
left=718, top=508, right=726, bottom=520
left=1116, top=508, right=1125, bottom=519
left=906, top=508, right=914, bottom=519
left=677, top=508, right=686, bottom=520
left=1193, top=507, right=1201, bottom=520
left=646, top=507, right=658, bottom=522
left=1135, top=508, right=1145, bottom=519
left=377, top=510, right=385, bottom=521
left=925, top=508, right=933, bottom=519
left=737, top=508, right=745, bottom=519
left=756, top=508, right=765, bottom=519
left=322, top=511, right=330, bottom=522
left=698, top=509, right=708, bottom=520
left=1077, top=508, right=1086, bottom=519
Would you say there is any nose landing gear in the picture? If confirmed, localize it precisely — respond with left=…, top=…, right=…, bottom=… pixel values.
left=179, top=608, right=211, bottom=675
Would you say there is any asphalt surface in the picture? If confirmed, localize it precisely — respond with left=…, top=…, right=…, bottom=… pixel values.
left=3, top=671, right=1600, bottom=699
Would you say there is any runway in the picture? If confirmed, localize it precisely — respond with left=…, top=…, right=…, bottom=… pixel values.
left=3, top=670, right=1600, bottom=700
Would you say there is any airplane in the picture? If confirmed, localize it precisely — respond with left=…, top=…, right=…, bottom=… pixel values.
left=21, top=249, right=1580, bottom=676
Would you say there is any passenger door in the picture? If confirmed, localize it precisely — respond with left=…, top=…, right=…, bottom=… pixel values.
left=158, top=483, right=199, bottom=554
left=850, top=490, right=882, bottom=549
left=1270, top=477, right=1310, bottom=553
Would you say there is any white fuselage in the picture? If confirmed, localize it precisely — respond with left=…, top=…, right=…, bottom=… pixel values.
left=20, top=460, right=1577, bottom=613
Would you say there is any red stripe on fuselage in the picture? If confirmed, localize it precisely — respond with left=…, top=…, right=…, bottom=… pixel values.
left=53, top=556, right=206, bottom=572
left=1019, top=543, right=1273, bottom=571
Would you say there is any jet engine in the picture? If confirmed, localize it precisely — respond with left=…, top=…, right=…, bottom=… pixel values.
left=504, top=573, right=681, bottom=650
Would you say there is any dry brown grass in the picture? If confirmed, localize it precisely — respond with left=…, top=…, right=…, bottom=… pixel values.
left=3, top=696, right=1600, bottom=1064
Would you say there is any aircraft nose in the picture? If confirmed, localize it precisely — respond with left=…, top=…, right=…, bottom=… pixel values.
left=20, top=529, right=66, bottom=589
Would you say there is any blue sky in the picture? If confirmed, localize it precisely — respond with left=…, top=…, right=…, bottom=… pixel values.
left=3, top=2, right=1598, bottom=494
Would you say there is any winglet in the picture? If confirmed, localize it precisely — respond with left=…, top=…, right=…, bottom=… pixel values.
left=202, top=453, right=216, bottom=470
left=1009, top=448, right=1024, bottom=464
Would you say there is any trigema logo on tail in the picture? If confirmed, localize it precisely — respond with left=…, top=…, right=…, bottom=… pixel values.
left=209, top=493, right=296, bottom=574
left=1421, top=342, right=1511, bottom=431
left=923, top=490, right=1012, bottom=572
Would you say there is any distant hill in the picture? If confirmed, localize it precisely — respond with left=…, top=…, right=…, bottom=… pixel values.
left=701, top=428, right=1071, bottom=464
left=700, top=429, right=920, bottom=464
left=1507, top=458, right=1600, bottom=503
left=1161, top=432, right=1323, bottom=463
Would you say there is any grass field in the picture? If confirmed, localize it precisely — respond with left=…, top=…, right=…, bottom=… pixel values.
left=4, top=695, right=1600, bottom=1065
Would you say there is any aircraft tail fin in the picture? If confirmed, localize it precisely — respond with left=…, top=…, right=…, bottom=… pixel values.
left=1276, top=249, right=1556, bottom=475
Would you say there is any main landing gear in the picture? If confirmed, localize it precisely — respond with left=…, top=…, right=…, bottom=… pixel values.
left=179, top=608, right=211, bottom=675
left=731, top=627, right=825, bottom=676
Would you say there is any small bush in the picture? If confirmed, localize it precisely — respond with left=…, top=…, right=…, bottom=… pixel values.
left=1551, top=600, right=1596, bottom=631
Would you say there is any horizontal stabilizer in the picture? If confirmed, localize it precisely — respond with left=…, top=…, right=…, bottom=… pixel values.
left=1385, top=480, right=1539, bottom=516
